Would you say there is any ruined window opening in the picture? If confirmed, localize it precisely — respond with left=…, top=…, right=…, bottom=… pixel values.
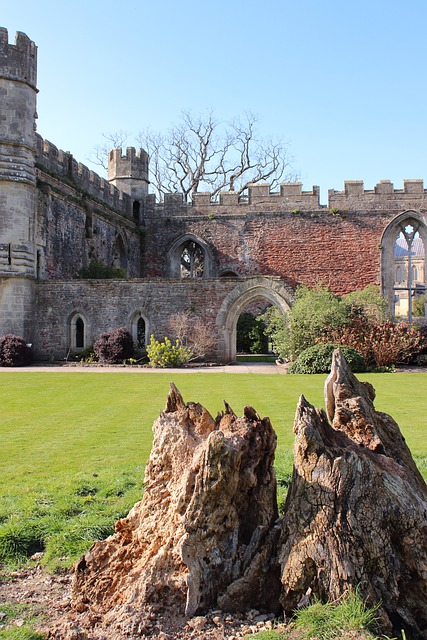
left=8, top=244, right=11, bottom=265
left=133, top=201, right=141, bottom=223
left=180, top=240, right=204, bottom=279
left=220, top=270, right=239, bottom=278
left=393, top=222, right=425, bottom=320
left=114, top=235, right=127, bottom=271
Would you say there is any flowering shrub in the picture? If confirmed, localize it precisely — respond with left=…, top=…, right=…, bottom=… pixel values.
left=0, top=334, right=32, bottom=367
left=319, top=317, right=427, bottom=368
left=93, top=327, right=134, bottom=363
left=146, top=335, right=192, bottom=368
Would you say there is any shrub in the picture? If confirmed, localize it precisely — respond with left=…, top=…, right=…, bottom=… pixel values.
left=146, top=335, right=192, bottom=367
left=77, top=260, right=126, bottom=279
left=344, top=285, right=389, bottom=322
left=0, top=334, right=32, bottom=367
left=93, top=327, right=134, bottom=363
left=168, top=312, right=215, bottom=361
left=262, top=285, right=350, bottom=361
left=288, top=344, right=366, bottom=374
left=319, top=317, right=427, bottom=368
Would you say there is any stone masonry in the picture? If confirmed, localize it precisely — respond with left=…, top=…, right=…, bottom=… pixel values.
left=0, top=27, right=426, bottom=361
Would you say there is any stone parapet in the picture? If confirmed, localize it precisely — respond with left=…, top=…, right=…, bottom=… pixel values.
left=35, top=135, right=133, bottom=217
left=329, top=179, right=427, bottom=210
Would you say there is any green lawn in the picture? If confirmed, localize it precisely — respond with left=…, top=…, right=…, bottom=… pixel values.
left=0, top=371, right=426, bottom=569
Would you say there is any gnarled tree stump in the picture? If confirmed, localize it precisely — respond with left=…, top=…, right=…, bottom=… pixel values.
left=71, top=352, right=427, bottom=639
left=278, top=350, right=427, bottom=638
left=73, top=383, right=279, bottom=634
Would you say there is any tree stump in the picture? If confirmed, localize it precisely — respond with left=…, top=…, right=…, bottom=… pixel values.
left=278, top=350, right=427, bottom=638
left=70, top=352, right=427, bottom=639
left=72, top=383, right=279, bottom=635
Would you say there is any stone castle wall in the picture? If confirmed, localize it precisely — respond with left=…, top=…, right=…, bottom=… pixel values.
left=1, top=26, right=427, bottom=362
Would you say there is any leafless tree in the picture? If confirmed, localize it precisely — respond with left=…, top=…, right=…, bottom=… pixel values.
left=137, top=110, right=298, bottom=202
left=168, top=311, right=216, bottom=361
left=90, top=130, right=129, bottom=171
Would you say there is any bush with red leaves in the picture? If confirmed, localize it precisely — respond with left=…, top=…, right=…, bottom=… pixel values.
left=318, top=317, right=427, bottom=368
left=0, top=334, right=32, bottom=367
left=93, top=327, right=134, bottom=364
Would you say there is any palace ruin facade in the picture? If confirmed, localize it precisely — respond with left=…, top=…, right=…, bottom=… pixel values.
left=1, top=28, right=426, bottom=362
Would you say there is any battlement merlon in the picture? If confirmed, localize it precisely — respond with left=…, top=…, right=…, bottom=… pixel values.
left=328, top=179, right=427, bottom=209
left=0, top=28, right=37, bottom=89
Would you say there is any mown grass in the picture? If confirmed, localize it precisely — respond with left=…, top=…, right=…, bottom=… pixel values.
left=0, top=371, right=426, bottom=570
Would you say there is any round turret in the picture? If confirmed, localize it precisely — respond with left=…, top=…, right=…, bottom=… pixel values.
left=0, top=27, right=38, bottom=339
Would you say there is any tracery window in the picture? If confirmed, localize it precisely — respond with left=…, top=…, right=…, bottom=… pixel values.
left=393, top=221, right=425, bottom=319
left=130, top=312, right=148, bottom=350
left=180, top=240, right=204, bottom=279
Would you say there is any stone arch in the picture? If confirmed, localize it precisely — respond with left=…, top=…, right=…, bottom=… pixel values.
left=216, top=278, right=294, bottom=362
left=381, top=210, right=427, bottom=318
left=129, top=309, right=150, bottom=350
left=68, top=311, right=89, bottom=351
left=167, top=233, right=213, bottom=278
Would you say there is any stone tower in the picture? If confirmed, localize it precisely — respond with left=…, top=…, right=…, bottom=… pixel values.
left=0, top=28, right=38, bottom=339
left=108, top=147, right=149, bottom=221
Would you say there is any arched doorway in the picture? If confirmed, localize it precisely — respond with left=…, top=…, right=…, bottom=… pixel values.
left=236, top=298, right=272, bottom=360
left=216, top=279, right=293, bottom=362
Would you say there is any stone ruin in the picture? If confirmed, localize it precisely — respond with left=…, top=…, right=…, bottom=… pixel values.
left=64, top=351, right=426, bottom=639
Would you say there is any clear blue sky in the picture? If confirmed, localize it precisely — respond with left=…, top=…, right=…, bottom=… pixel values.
left=3, top=0, right=427, bottom=203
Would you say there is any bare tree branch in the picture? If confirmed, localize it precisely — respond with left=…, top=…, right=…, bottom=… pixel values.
left=90, top=130, right=129, bottom=171
left=98, top=111, right=298, bottom=202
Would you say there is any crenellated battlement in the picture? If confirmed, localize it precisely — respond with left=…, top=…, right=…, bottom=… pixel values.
left=142, top=181, right=322, bottom=215
left=35, top=135, right=133, bottom=217
left=108, top=147, right=149, bottom=181
left=329, top=179, right=427, bottom=209
left=0, top=27, right=37, bottom=88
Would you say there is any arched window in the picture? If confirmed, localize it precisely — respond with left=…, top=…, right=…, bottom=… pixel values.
left=180, top=240, right=204, bottom=279
left=383, top=214, right=426, bottom=320
left=137, top=317, right=146, bottom=348
left=130, top=312, right=148, bottom=350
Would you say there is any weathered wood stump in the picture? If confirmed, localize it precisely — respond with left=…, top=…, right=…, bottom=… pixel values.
left=72, top=383, right=279, bottom=634
left=278, top=350, right=427, bottom=638
left=71, top=352, right=427, bottom=639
